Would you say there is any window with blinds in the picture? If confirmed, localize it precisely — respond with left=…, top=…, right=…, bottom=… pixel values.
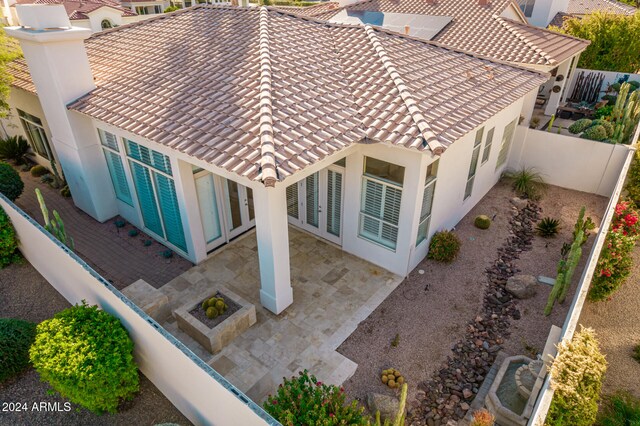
left=464, top=127, right=484, bottom=200
left=496, top=119, right=518, bottom=170
left=416, top=160, right=438, bottom=245
left=126, top=140, right=187, bottom=252
left=326, top=169, right=342, bottom=237
left=18, top=109, right=54, bottom=161
left=98, top=129, right=133, bottom=206
left=359, top=157, right=405, bottom=250
left=286, top=184, right=298, bottom=219
left=481, top=127, right=495, bottom=165
left=306, top=173, right=319, bottom=228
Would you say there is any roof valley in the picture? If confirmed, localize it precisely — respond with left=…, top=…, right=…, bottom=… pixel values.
left=257, top=6, right=278, bottom=187
left=363, top=25, right=445, bottom=155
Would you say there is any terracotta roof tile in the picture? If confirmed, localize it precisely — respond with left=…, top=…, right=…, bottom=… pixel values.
left=276, top=0, right=591, bottom=67
left=567, top=0, right=636, bottom=15
left=13, top=0, right=137, bottom=20
left=10, top=6, right=546, bottom=185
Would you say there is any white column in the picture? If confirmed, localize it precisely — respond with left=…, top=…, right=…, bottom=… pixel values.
left=544, top=58, right=573, bottom=116
left=6, top=5, right=117, bottom=222
left=253, top=184, right=293, bottom=314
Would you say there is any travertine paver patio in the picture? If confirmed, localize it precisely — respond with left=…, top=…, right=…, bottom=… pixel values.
left=155, top=227, right=403, bottom=403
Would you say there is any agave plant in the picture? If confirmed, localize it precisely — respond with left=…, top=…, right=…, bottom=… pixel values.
left=0, top=135, right=31, bottom=165
left=536, top=217, right=561, bottom=238
left=506, top=167, right=547, bottom=200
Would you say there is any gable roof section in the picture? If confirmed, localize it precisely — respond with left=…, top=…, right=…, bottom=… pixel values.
left=277, top=0, right=590, bottom=67
left=13, top=0, right=137, bottom=20
left=9, top=6, right=547, bottom=185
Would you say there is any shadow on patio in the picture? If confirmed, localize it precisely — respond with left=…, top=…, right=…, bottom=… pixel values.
left=149, top=227, right=403, bottom=402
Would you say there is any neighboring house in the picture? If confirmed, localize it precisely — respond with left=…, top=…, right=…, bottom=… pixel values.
left=515, top=0, right=637, bottom=28
left=3, top=0, right=141, bottom=32
left=277, top=0, right=590, bottom=115
left=120, top=0, right=170, bottom=16
left=7, top=4, right=583, bottom=316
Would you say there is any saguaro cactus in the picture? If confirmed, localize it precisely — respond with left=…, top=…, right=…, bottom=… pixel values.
left=35, top=188, right=74, bottom=251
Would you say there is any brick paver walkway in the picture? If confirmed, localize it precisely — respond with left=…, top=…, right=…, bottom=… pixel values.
left=15, top=171, right=192, bottom=289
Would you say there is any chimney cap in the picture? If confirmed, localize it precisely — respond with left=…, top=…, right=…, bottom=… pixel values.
left=16, top=5, right=71, bottom=31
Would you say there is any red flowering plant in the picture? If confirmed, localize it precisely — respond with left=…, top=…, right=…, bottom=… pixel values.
left=611, top=201, right=640, bottom=238
left=589, top=229, right=636, bottom=302
left=264, top=370, right=369, bottom=426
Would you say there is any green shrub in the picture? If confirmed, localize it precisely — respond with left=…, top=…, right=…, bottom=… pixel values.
left=581, top=125, right=608, bottom=141
left=594, top=105, right=614, bottom=119
left=474, top=215, right=491, bottom=230
left=591, top=119, right=614, bottom=137
left=427, top=230, right=461, bottom=263
left=0, top=318, right=36, bottom=382
left=568, top=118, right=593, bottom=134
left=628, top=80, right=640, bottom=91
left=30, top=164, right=47, bottom=177
left=264, top=370, right=369, bottom=426
left=0, top=207, right=20, bottom=268
left=163, top=5, right=179, bottom=12
left=0, top=136, right=30, bottom=165
left=602, top=94, right=618, bottom=106
left=588, top=229, right=636, bottom=302
left=29, top=302, right=139, bottom=414
left=597, top=391, right=640, bottom=426
left=626, top=150, right=640, bottom=209
left=0, top=162, right=24, bottom=201
left=634, top=343, right=640, bottom=363
left=506, top=167, right=547, bottom=200
left=547, top=327, right=606, bottom=426
left=536, top=217, right=561, bottom=237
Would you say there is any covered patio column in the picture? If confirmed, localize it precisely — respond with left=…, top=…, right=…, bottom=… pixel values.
left=253, top=184, right=293, bottom=314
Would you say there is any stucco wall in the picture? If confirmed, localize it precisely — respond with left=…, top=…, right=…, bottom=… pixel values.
left=565, top=68, right=640, bottom=103
left=0, top=195, right=275, bottom=426
left=509, top=128, right=631, bottom=196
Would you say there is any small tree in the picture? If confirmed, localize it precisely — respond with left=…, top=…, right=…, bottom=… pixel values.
left=550, top=12, right=640, bottom=73
left=0, top=161, right=24, bottom=201
left=547, top=327, right=607, bottom=426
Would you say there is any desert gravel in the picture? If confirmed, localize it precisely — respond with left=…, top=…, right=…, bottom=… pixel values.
left=0, top=262, right=191, bottom=426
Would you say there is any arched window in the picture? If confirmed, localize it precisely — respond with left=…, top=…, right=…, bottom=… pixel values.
left=101, top=19, right=113, bottom=29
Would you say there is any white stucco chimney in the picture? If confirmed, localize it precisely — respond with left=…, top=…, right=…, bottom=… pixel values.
left=6, top=5, right=118, bottom=221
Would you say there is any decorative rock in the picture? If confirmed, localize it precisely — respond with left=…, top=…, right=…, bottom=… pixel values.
left=460, top=402, right=470, bottom=411
left=505, top=274, right=538, bottom=299
left=367, top=393, right=402, bottom=423
left=462, top=388, right=473, bottom=399
left=510, top=197, right=528, bottom=210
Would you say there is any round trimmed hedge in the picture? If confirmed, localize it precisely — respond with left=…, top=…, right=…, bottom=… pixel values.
left=427, top=230, right=461, bottom=263
left=0, top=162, right=23, bottom=201
left=29, top=302, right=139, bottom=414
left=0, top=318, right=36, bottom=382
left=0, top=206, right=20, bottom=268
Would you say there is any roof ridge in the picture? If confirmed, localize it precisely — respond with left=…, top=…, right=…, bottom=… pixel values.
left=363, top=25, right=445, bottom=155
left=257, top=6, right=277, bottom=187
left=500, top=16, right=591, bottom=44
left=496, top=17, right=556, bottom=65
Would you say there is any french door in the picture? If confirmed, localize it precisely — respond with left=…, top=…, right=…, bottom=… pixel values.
left=194, top=171, right=255, bottom=252
left=287, top=165, right=344, bottom=245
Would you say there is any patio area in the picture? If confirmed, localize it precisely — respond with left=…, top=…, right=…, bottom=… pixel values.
left=126, top=227, right=403, bottom=403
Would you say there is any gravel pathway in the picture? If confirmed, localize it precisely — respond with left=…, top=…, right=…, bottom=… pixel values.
left=579, top=246, right=640, bottom=398
left=0, top=262, right=191, bottom=426
left=336, top=181, right=607, bottom=421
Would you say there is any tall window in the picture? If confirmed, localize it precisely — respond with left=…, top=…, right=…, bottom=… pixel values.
left=154, top=5, right=162, bottom=13
left=99, top=129, right=133, bottom=206
left=464, top=127, right=484, bottom=200
left=416, top=160, right=438, bottom=245
left=481, top=127, right=495, bottom=165
left=17, top=109, right=53, bottom=162
left=518, top=0, right=536, bottom=17
left=496, top=119, right=518, bottom=170
left=135, top=6, right=148, bottom=14
left=359, top=157, right=404, bottom=250
left=126, top=140, right=187, bottom=252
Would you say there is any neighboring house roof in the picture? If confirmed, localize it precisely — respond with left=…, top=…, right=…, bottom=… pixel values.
left=566, top=0, right=636, bottom=15
left=275, top=0, right=590, bottom=68
left=9, top=6, right=547, bottom=185
left=12, top=0, right=137, bottom=20
left=549, top=0, right=636, bottom=28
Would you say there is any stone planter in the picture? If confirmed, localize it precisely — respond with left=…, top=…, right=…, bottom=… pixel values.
left=174, top=285, right=256, bottom=354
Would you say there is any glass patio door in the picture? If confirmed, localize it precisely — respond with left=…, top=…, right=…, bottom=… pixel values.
left=286, top=163, right=344, bottom=245
left=194, top=171, right=225, bottom=252
left=223, top=179, right=255, bottom=240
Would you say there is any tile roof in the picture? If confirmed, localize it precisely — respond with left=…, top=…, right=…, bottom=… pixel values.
left=566, top=0, right=636, bottom=15
left=13, top=0, right=137, bottom=20
left=10, top=6, right=547, bottom=185
left=276, top=0, right=590, bottom=68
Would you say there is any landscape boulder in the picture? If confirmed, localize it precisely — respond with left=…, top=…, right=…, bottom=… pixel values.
left=506, top=274, right=538, bottom=299
left=510, top=197, right=528, bottom=210
left=367, top=392, right=402, bottom=423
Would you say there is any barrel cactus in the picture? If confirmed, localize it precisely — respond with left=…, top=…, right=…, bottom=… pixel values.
left=474, top=215, right=491, bottom=230
left=380, top=368, right=405, bottom=389
left=206, top=307, right=219, bottom=319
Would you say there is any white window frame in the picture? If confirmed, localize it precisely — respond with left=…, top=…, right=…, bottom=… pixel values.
left=416, top=160, right=438, bottom=246
left=17, top=109, right=53, bottom=162
left=464, top=127, right=484, bottom=201
left=481, top=127, right=495, bottom=165
left=495, top=118, right=518, bottom=171
left=98, top=129, right=133, bottom=206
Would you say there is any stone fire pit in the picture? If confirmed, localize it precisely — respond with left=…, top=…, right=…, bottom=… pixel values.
left=174, top=285, right=256, bottom=354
